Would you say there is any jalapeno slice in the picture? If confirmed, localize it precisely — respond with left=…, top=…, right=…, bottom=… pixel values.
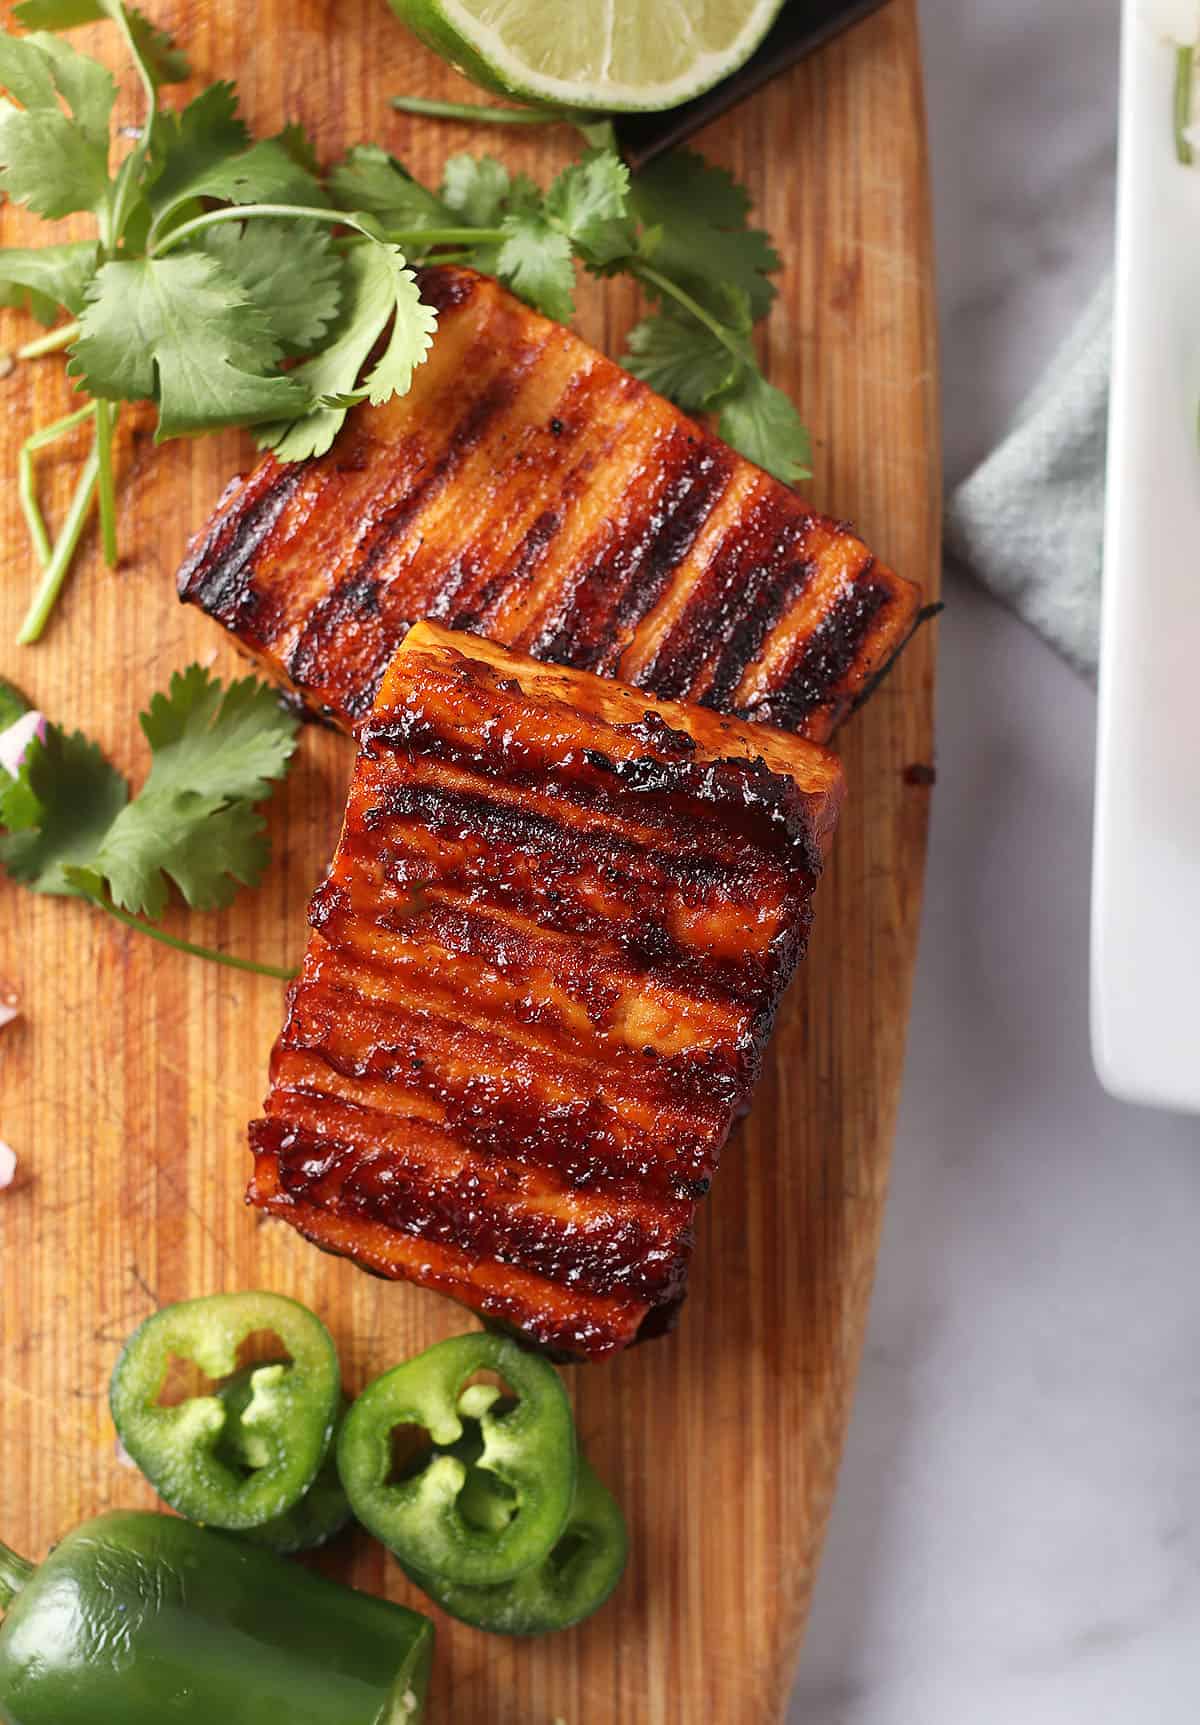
left=337, top=1333, right=576, bottom=1588
left=110, top=1292, right=341, bottom=1531
left=404, top=1456, right=627, bottom=1635
left=217, top=1373, right=353, bottom=1555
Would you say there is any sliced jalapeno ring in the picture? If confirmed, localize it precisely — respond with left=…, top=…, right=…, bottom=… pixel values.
left=337, top=1332, right=576, bottom=1588
left=404, top=1455, right=627, bottom=1635
left=109, top=1291, right=341, bottom=1532
left=217, top=1372, right=353, bottom=1555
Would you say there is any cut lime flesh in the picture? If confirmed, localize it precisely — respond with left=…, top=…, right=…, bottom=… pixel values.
left=389, top=0, right=787, bottom=114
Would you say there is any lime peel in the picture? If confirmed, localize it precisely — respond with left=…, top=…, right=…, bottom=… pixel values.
left=389, top=0, right=787, bottom=114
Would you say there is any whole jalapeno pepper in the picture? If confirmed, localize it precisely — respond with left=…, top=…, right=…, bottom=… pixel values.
left=110, top=1291, right=341, bottom=1531
left=404, top=1454, right=628, bottom=1635
left=337, top=1332, right=576, bottom=1587
left=0, top=1510, right=433, bottom=1723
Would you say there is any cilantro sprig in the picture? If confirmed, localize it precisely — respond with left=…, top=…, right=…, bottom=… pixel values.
left=1, top=5, right=810, bottom=651
left=0, top=667, right=300, bottom=977
left=339, top=134, right=812, bottom=485
left=0, top=2, right=438, bottom=644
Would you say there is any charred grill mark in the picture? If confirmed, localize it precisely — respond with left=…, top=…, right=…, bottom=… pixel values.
left=284, top=361, right=536, bottom=700
left=637, top=493, right=810, bottom=704
left=526, top=430, right=732, bottom=673
left=175, top=462, right=306, bottom=628
left=749, top=572, right=892, bottom=730
left=290, top=934, right=758, bottom=1157
left=362, top=710, right=828, bottom=877
left=272, top=1032, right=717, bottom=1193
left=250, top=1118, right=655, bottom=1359
left=447, top=507, right=562, bottom=632
left=612, top=442, right=734, bottom=633
left=321, top=869, right=798, bottom=1045
left=260, top=1104, right=693, bottom=1303
left=704, top=547, right=818, bottom=711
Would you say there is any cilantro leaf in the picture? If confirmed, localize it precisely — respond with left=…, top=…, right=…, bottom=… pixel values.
left=716, top=367, right=812, bottom=485
left=276, top=119, right=320, bottom=177
left=91, top=794, right=271, bottom=916
left=360, top=251, right=439, bottom=405
left=122, top=4, right=189, bottom=87
left=20, top=30, right=114, bottom=143
left=262, top=239, right=436, bottom=461
left=622, top=303, right=738, bottom=413
left=70, top=253, right=309, bottom=436
left=0, top=668, right=299, bottom=925
left=136, top=665, right=300, bottom=804
left=0, top=726, right=128, bottom=896
left=0, top=103, right=111, bottom=220
left=630, top=150, right=779, bottom=321
left=436, top=153, right=546, bottom=275
left=440, top=153, right=512, bottom=227
left=329, top=145, right=455, bottom=233
left=89, top=667, right=298, bottom=915
left=157, top=136, right=327, bottom=225
left=13, top=1, right=190, bottom=86
left=545, top=148, right=634, bottom=269
left=0, top=32, right=113, bottom=218
left=0, top=678, right=31, bottom=737
left=0, top=239, right=99, bottom=321
left=146, top=81, right=249, bottom=214
left=0, top=29, right=112, bottom=142
left=495, top=212, right=575, bottom=321
left=197, top=220, right=343, bottom=355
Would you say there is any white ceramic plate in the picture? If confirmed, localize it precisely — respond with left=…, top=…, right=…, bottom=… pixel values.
left=1091, top=0, right=1200, bottom=1112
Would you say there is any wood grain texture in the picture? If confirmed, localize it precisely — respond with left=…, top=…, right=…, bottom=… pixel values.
left=0, top=2, right=940, bottom=1719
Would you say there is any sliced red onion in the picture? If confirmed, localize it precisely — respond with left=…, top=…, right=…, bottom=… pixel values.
left=0, top=1140, right=16, bottom=1189
left=0, top=709, right=46, bottom=781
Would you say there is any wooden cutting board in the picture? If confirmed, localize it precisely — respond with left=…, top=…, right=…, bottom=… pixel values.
left=0, top=2, right=939, bottom=1718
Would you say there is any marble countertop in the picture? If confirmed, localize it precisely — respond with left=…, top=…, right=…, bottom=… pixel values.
left=789, top=0, right=1200, bottom=1718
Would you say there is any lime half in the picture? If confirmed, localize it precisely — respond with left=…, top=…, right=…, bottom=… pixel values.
left=390, top=0, right=787, bottom=113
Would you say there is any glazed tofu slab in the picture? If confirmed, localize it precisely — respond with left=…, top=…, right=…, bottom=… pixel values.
left=179, top=266, right=921, bottom=745
left=249, top=622, right=844, bottom=1358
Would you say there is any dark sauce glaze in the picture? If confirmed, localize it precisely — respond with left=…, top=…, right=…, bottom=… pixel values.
left=249, top=624, right=844, bottom=1359
left=177, top=265, right=923, bottom=746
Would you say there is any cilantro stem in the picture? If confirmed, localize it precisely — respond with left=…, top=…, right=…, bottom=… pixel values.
left=18, top=403, right=97, bottom=570
left=373, top=227, right=504, bottom=249
left=390, top=95, right=566, bottom=125
left=95, top=899, right=298, bottom=979
left=106, top=0, right=160, bottom=247
left=631, top=261, right=749, bottom=366
left=94, top=400, right=119, bottom=568
left=389, top=92, right=610, bottom=147
left=1175, top=42, right=1195, bottom=165
left=18, top=457, right=52, bottom=569
left=152, top=203, right=354, bottom=255
left=17, top=430, right=100, bottom=646
left=151, top=201, right=503, bottom=258
left=16, top=321, right=81, bottom=361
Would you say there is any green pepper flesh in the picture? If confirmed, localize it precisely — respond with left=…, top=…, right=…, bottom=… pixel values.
left=338, top=1332, right=576, bottom=1588
left=109, top=1291, right=341, bottom=1531
left=405, top=1455, right=627, bottom=1635
left=0, top=1510, right=433, bottom=1723
left=217, top=1372, right=353, bottom=1555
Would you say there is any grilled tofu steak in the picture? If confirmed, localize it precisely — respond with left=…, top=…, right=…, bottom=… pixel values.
left=179, top=265, right=921, bottom=745
left=250, top=621, right=844, bottom=1358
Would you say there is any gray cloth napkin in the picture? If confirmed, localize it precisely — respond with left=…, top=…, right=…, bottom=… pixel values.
left=944, top=277, right=1112, bottom=679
